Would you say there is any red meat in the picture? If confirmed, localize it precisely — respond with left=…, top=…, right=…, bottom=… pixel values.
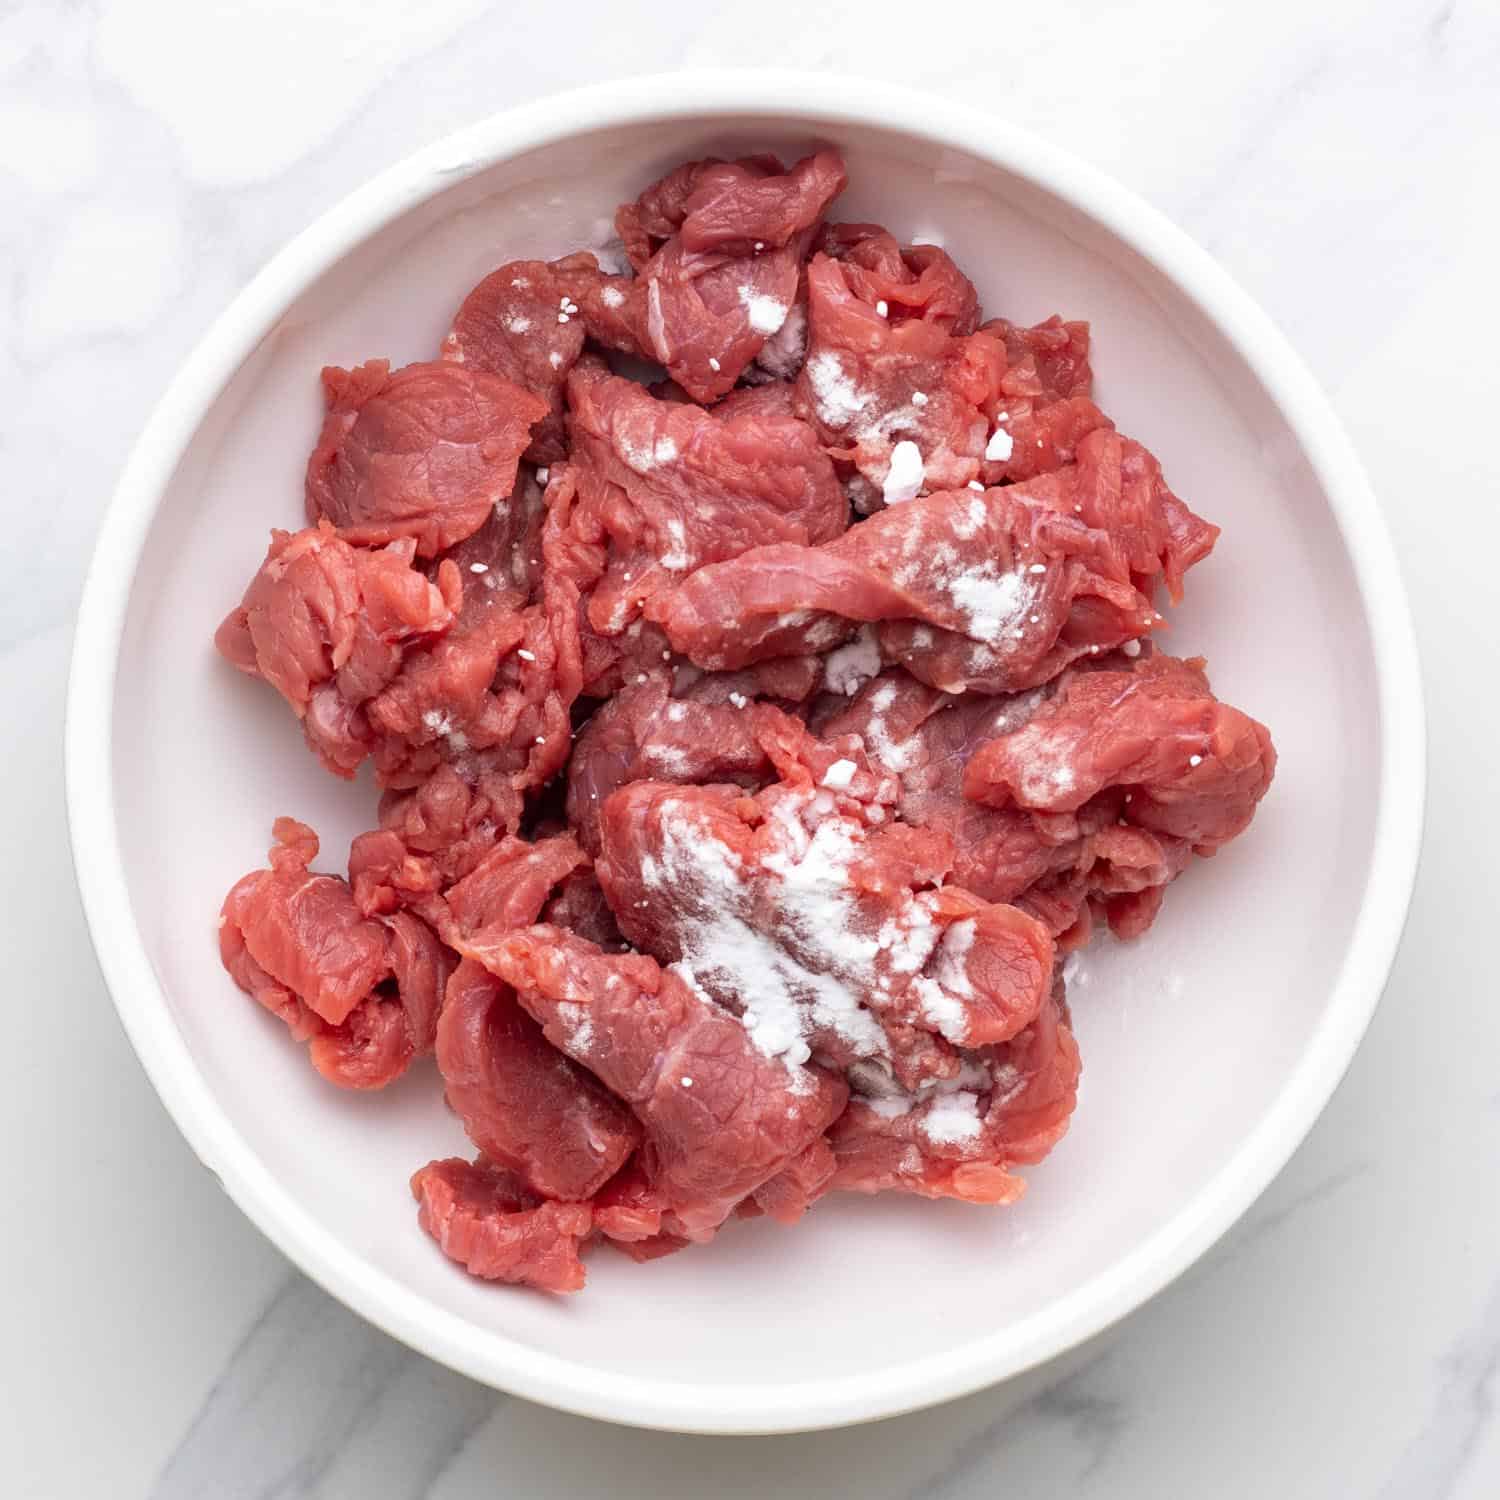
left=305, top=359, right=547, bottom=557
left=648, top=477, right=1158, bottom=693
left=964, top=651, right=1277, bottom=854
left=442, top=253, right=637, bottom=464
left=436, top=958, right=640, bottom=1200
left=594, top=708, right=1055, bottom=1089
left=793, top=236, right=1004, bottom=507
left=617, top=151, right=847, bottom=401
left=215, top=523, right=461, bottom=722
left=565, top=676, right=774, bottom=854
left=548, top=361, right=847, bottom=685
left=219, top=819, right=454, bottom=1089
left=411, top=1156, right=592, bottom=1293
left=462, top=924, right=847, bottom=1242
left=816, top=663, right=1209, bottom=944
left=829, top=974, right=1081, bottom=1204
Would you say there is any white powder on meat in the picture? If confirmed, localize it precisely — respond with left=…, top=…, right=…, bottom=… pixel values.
left=883, top=440, right=925, bottom=506
left=821, top=758, right=857, bottom=790
left=658, top=517, right=690, bottom=571
left=806, top=350, right=875, bottom=430
left=922, top=1090, right=983, bottom=1144
left=952, top=497, right=988, bottom=540
left=601, top=284, right=625, bottom=308
left=648, top=800, right=916, bottom=1073
left=985, top=426, right=1014, bottom=462
left=947, top=564, right=1033, bottom=645
left=862, top=680, right=919, bottom=773
left=739, top=286, right=789, bottom=335
left=823, top=626, right=882, bottom=697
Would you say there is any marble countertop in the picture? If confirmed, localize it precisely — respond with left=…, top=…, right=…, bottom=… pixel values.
left=4, top=1, right=1496, bottom=1495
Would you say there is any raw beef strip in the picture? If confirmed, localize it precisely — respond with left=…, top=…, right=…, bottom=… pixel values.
left=371, top=762, right=524, bottom=886
left=792, top=235, right=1007, bottom=507
left=215, top=522, right=461, bottom=728
left=817, top=663, right=1201, bottom=944
left=552, top=360, right=847, bottom=657
left=595, top=707, right=1056, bottom=1088
left=649, top=477, right=1158, bottom=694
left=436, top=958, right=640, bottom=1200
left=442, top=831, right=589, bottom=940
left=973, top=315, right=1106, bottom=484
left=365, top=559, right=583, bottom=796
left=462, top=925, right=848, bottom=1242
left=964, top=651, right=1277, bottom=854
left=305, top=358, right=547, bottom=556
left=829, top=973, right=1081, bottom=1204
left=565, top=675, right=775, bottom=854
left=219, top=819, right=454, bottom=1089
left=411, top=1156, right=593, bottom=1293
left=815, top=669, right=1084, bottom=899
left=442, top=253, right=636, bottom=464
left=617, top=151, right=847, bottom=401
left=292, top=472, right=552, bottom=783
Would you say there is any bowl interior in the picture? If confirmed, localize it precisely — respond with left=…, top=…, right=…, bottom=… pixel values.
left=108, top=113, right=1380, bottom=1416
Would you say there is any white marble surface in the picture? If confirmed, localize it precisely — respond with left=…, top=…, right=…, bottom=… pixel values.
left=3, top=1, right=1496, bottom=1495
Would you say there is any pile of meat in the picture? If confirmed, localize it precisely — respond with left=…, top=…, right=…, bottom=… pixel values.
left=215, top=148, right=1276, bottom=1293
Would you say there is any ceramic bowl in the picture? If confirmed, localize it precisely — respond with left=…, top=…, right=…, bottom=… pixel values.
left=65, top=71, right=1424, bottom=1433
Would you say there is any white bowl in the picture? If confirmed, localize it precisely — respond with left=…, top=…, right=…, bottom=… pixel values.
left=65, top=72, right=1425, bottom=1434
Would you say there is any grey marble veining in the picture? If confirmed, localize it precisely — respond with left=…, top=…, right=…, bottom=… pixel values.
left=4, top=1, right=1497, bottom=1496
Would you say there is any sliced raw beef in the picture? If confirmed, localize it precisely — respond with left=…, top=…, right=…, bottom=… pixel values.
left=617, top=151, right=847, bottom=401
left=364, top=562, right=583, bottom=796
left=215, top=523, right=461, bottom=729
left=829, top=973, right=1081, bottom=1204
left=219, top=819, right=454, bottom=1089
left=792, top=234, right=1006, bottom=507
left=549, top=361, right=846, bottom=678
left=441, top=831, right=589, bottom=940
left=595, top=707, right=1056, bottom=1089
left=305, top=358, right=547, bottom=556
left=565, top=676, right=775, bottom=854
left=463, top=925, right=847, bottom=1242
left=648, top=477, right=1158, bottom=693
left=411, top=1156, right=593, bottom=1293
left=817, top=663, right=1208, bottom=944
left=442, top=253, right=637, bottom=464
left=436, top=958, right=640, bottom=1200
left=964, top=650, right=1277, bottom=853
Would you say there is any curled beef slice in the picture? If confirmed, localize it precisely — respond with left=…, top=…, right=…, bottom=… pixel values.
left=436, top=958, right=640, bottom=1200
left=963, top=651, right=1276, bottom=854
left=565, top=676, right=775, bottom=855
left=441, top=830, right=589, bottom=940
left=971, top=326, right=1217, bottom=601
left=305, top=358, right=547, bottom=557
left=462, top=925, right=846, bottom=1241
left=829, top=972, right=1081, bottom=1205
left=365, top=559, right=583, bottom=796
left=219, top=820, right=455, bottom=1089
left=618, top=151, right=847, bottom=401
left=411, top=1156, right=592, bottom=1293
left=649, top=478, right=1157, bottom=693
left=215, top=523, right=460, bottom=726
left=442, top=254, right=636, bottom=464
left=793, top=239, right=1006, bottom=506
left=594, top=708, right=1055, bottom=1086
left=818, top=665, right=1197, bottom=942
left=556, top=361, right=847, bottom=648
left=370, top=762, right=524, bottom=887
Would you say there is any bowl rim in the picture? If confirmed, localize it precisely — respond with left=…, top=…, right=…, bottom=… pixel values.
left=64, top=69, right=1426, bottom=1434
